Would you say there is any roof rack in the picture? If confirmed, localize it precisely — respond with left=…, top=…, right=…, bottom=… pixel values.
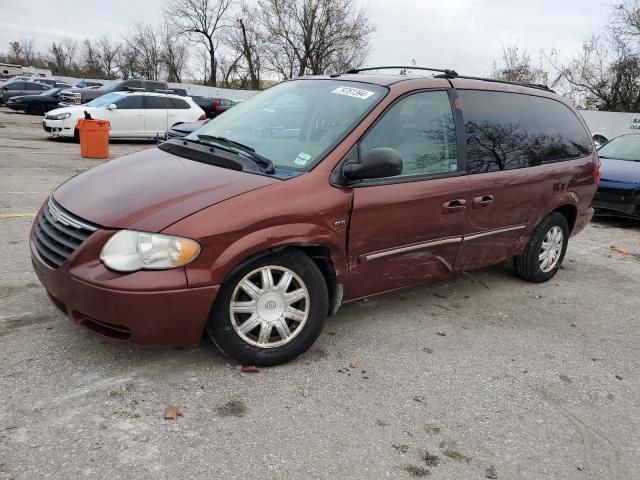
left=344, top=66, right=459, bottom=78
left=341, top=65, right=553, bottom=92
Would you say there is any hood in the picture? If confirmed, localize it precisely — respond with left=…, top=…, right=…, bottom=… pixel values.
left=46, top=105, right=85, bottom=116
left=53, top=147, right=279, bottom=231
left=599, top=157, right=640, bottom=189
left=8, top=94, right=49, bottom=102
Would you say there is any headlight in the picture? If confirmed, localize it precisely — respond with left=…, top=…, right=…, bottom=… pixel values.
left=100, top=230, right=201, bottom=272
left=48, top=112, right=72, bottom=120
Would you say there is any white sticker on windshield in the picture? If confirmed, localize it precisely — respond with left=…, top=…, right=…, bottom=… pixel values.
left=331, top=86, right=375, bottom=100
left=294, top=152, right=311, bottom=166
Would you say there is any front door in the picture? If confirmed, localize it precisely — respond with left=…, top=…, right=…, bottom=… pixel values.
left=103, top=95, right=145, bottom=137
left=346, top=90, right=470, bottom=300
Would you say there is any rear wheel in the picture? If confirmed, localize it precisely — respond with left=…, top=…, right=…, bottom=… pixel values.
left=207, top=250, right=328, bottom=366
left=28, top=102, right=45, bottom=116
left=514, top=212, right=569, bottom=282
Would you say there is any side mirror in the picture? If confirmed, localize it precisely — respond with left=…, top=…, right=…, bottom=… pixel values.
left=343, top=147, right=403, bottom=181
left=106, top=103, right=117, bottom=111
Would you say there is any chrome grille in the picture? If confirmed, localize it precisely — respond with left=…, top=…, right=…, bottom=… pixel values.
left=33, top=197, right=98, bottom=267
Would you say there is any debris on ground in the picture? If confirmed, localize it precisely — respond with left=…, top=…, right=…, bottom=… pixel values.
left=403, top=464, right=430, bottom=477
left=239, top=365, right=259, bottom=373
left=559, top=374, right=572, bottom=383
left=163, top=405, right=183, bottom=420
left=215, top=399, right=248, bottom=417
left=486, top=465, right=498, bottom=479
left=615, top=375, right=623, bottom=380
left=421, top=450, right=440, bottom=467
left=424, top=425, right=441, bottom=434
left=392, top=443, right=409, bottom=454
left=610, top=246, right=629, bottom=255
left=436, top=330, right=446, bottom=337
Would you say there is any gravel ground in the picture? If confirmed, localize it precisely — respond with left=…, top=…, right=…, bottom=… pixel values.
left=1, top=107, right=639, bottom=480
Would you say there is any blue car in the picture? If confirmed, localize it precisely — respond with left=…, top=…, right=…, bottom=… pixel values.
left=592, top=134, right=640, bottom=219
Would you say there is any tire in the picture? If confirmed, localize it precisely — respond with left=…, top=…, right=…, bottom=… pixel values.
left=28, top=102, right=45, bottom=116
left=207, top=249, right=328, bottom=366
left=513, top=212, right=569, bottom=283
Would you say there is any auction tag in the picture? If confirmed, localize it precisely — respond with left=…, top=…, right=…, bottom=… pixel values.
left=294, top=152, right=311, bottom=166
left=331, top=86, right=375, bottom=100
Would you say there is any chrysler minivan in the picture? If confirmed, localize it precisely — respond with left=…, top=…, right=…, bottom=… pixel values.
left=30, top=67, right=598, bottom=365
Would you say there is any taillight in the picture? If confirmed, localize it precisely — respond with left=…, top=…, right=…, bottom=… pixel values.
left=198, top=113, right=206, bottom=121
left=594, top=161, right=601, bottom=184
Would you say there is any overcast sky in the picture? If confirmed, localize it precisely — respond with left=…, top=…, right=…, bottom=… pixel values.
left=0, top=0, right=613, bottom=77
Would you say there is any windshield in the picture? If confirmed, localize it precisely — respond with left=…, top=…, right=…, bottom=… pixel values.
left=186, top=79, right=387, bottom=171
left=86, top=92, right=127, bottom=108
left=598, top=135, right=640, bottom=162
left=40, top=87, right=61, bottom=96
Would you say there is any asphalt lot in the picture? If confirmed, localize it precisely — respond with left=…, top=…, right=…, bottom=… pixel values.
left=1, top=106, right=639, bottom=480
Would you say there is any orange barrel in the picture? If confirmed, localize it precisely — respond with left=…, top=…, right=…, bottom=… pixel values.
left=76, top=118, right=110, bottom=159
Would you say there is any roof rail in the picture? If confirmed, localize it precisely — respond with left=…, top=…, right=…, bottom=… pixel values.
left=440, top=74, right=553, bottom=92
left=344, top=66, right=459, bottom=78
left=342, top=65, right=553, bottom=92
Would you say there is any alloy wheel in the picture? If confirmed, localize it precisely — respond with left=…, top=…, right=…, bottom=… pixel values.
left=229, top=266, right=310, bottom=349
left=539, top=226, right=564, bottom=273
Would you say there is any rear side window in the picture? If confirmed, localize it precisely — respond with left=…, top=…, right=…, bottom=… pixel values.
left=144, top=96, right=171, bottom=109
left=8, top=82, right=25, bottom=89
left=360, top=91, right=458, bottom=178
left=459, top=90, right=592, bottom=173
left=169, top=98, right=189, bottom=109
left=26, top=83, right=46, bottom=90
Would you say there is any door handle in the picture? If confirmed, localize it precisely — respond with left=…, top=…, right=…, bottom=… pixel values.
left=442, top=199, right=466, bottom=214
left=472, top=195, right=494, bottom=208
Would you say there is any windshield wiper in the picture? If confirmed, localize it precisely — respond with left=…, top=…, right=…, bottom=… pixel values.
left=195, top=134, right=275, bottom=173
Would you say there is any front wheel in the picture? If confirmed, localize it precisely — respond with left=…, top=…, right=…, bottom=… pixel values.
left=207, top=250, right=328, bottom=366
left=28, top=102, right=45, bottom=115
left=514, top=212, right=569, bottom=282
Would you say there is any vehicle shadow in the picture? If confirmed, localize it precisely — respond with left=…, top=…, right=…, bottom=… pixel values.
left=591, top=216, right=640, bottom=229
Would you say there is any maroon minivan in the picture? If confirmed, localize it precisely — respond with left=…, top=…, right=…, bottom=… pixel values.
left=30, top=67, right=598, bottom=365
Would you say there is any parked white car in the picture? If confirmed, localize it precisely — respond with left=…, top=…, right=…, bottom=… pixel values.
left=42, top=91, right=206, bottom=140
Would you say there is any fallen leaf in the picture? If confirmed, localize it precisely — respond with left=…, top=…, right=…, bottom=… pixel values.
left=164, top=405, right=183, bottom=420
left=610, top=246, right=629, bottom=255
left=240, top=365, right=259, bottom=373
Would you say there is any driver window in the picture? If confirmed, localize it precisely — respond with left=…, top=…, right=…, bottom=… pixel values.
left=360, top=91, right=458, bottom=177
left=115, top=95, right=143, bottom=109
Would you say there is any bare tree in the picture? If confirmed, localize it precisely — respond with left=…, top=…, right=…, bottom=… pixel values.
left=491, top=43, right=548, bottom=84
left=547, top=33, right=640, bottom=112
left=7, top=41, right=24, bottom=64
left=224, top=4, right=264, bottom=89
left=257, top=0, right=375, bottom=78
left=164, top=0, right=236, bottom=85
left=48, top=38, right=78, bottom=73
left=160, top=23, right=190, bottom=82
left=123, top=23, right=162, bottom=80
left=82, top=39, right=104, bottom=77
left=96, top=36, right=120, bottom=78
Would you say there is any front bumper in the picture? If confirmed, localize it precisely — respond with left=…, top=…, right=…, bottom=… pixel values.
left=42, top=118, right=75, bottom=137
left=6, top=103, right=28, bottom=112
left=592, top=188, right=640, bottom=219
left=29, top=209, right=218, bottom=346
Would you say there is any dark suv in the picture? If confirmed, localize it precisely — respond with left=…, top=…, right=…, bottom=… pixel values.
left=59, top=79, right=168, bottom=105
left=30, top=66, right=598, bottom=366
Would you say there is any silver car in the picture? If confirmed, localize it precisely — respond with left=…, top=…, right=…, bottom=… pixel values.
left=0, top=80, right=50, bottom=104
